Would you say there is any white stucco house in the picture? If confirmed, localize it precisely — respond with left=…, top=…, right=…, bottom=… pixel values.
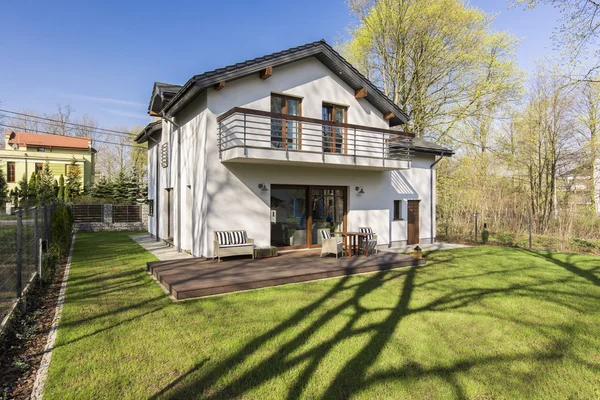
left=135, top=40, right=453, bottom=257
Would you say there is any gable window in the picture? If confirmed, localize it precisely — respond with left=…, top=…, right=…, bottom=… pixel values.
left=7, top=162, right=15, bottom=183
left=322, top=103, right=347, bottom=154
left=35, top=163, right=43, bottom=173
left=393, top=200, right=403, bottom=220
left=271, top=94, right=301, bottom=150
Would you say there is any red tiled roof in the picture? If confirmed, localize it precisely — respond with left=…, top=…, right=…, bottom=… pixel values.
left=7, top=131, right=91, bottom=150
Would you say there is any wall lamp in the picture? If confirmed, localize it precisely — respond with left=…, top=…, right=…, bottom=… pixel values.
left=258, top=183, right=268, bottom=192
left=355, top=186, right=365, bottom=194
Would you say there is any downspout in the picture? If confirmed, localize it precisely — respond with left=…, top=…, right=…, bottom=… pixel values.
left=429, top=152, right=444, bottom=244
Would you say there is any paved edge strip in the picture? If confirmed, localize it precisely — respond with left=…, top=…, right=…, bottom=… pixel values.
left=30, top=235, right=76, bottom=400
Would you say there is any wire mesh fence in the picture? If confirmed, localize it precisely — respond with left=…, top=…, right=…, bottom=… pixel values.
left=0, top=206, right=55, bottom=324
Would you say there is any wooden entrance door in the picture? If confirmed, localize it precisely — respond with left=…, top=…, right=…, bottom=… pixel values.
left=407, top=200, right=420, bottom=245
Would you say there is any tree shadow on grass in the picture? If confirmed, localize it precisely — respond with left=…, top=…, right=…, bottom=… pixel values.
left=519, top=249, right=600, bottom=287
left=146, top=248, right=596, bottom=399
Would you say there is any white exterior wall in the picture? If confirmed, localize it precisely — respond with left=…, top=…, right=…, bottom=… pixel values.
left=150, top=56, right=438, bottom=257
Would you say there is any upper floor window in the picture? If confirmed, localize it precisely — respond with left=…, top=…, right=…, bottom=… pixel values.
left=271, top=94, right=301, bottom=150
left=37, top=147, right=45, bottom=152
left=7, top=162, right=15, bottom=183
left=322, top=103, right=347, bottom=154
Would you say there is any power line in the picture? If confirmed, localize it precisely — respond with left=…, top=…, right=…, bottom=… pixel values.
left=0, top=113, right=136, bottom=142
left=0, top=108, right=140, bottom=137
left=0, top=123, right=142, bottom=149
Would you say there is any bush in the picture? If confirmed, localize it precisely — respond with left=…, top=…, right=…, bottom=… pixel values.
left=51, top=205, right=73, bottom=258
left=481, top=227, right=489, bottom=244
left=42, top=251, right=58, bottom=284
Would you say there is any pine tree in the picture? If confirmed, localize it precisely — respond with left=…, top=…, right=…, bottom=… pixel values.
left=53, top=178, right=59, bottom=196
left=0, top=168, right=8, bottom=205
left=37, top=162, right=57, bottom=206
left=126, top=169, right=139, bottom=203
left=18, top=173, right=28, bottom=207
left=66, top=156, right=82, bottom=198
left=28, top=171, right=38, bottom=204
left=58, top=174, right=65, bottom=201
left=63, top=183, right=70, bottom=203
left=112, top=169, right=128, bottom=204
left=91, top=176, right=114, bottom=201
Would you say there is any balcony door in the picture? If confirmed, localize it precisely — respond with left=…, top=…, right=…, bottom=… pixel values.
left=270, top=185, right=347, bottom=249
left=322, top=103, right=347, bottom=154
left=271, top=94, right=302, bottom=150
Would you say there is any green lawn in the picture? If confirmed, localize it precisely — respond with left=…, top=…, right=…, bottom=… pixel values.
left=44, top=232, right=600, bottom=399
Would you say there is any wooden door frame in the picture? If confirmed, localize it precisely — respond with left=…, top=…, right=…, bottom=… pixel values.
left=322, top=103, right=348, bottom=154
left=271, top=94, right=303, bottom=150
left=407, top=199, right=420, bottom=245
left=270, top=184, right=348, bottom=250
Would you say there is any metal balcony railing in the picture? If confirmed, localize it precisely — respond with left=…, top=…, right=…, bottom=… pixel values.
left=217, top=107, right=413, bottom=166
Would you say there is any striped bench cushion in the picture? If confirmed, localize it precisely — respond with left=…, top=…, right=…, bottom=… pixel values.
left=359, top=227, right=374, bottom=240
left=321, top=230, right=332, bottom=240
left=216, top=231, right=231, bottom=245
left=231, top=230, right=247, bottom=245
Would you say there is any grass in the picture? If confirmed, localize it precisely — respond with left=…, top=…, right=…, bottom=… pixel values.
left=44, top=232, right=600, bottom=399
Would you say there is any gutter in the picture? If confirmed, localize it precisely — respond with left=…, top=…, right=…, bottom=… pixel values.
left=430, top=153, right=445, bottom=243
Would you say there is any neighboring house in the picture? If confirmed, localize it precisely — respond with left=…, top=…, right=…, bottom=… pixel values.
left=0, top=131, right=96, bottom=191
left=135, top=40, right=453, bottom=258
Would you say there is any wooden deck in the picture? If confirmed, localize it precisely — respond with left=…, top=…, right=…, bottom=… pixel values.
left=147, top=250, right=426, bottom=300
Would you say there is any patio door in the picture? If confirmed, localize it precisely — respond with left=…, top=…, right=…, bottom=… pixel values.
left=270, top=185, right=347, bottom=249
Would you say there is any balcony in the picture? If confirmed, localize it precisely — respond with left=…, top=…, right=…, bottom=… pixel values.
left=217, top=107, right=413, bottom=171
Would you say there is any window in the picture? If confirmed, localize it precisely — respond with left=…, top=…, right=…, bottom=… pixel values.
left=35, top=163, right=43, bottom=173
left=393, top=200, right=403, bottom=220
left=7, top=162, right=15, bottom=183
left=322, top=103, right=347, bottom=154
left=271, top=94, right=302, bottom=150
left=65, top=164, right=80, bottom=176
left=37, top=147, right=45, bottom=152
left=148, top=199, right=154, bottom=216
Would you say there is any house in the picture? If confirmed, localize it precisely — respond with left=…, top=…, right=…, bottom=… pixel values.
left=0, top=131, right=96, bottom=191
left=135, top=40, right=453, bottom=258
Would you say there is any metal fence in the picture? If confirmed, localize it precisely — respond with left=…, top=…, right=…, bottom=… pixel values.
left=72, top=204, right=103, bottom=223
left=113, top=205, right=142, bottom=223
left=0, top=206, right=55, bottom=324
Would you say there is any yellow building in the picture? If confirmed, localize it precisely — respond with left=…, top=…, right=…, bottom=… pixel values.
left=0, top=131, right=96, bottom=191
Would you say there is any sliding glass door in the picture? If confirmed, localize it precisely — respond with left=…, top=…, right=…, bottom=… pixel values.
left=310, top=188, right=346, bottom=245
left=270, top=185, right=347, bottom=249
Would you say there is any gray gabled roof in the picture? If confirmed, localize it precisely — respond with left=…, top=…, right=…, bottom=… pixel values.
left=134, top=120, right=162, bottom=143
left=162, top=40, right=410, bottom=126
left=148, top=82, right=183, bottom=114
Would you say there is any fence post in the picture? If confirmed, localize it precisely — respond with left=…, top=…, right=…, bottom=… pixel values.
left=529, top=215, right=533, bottom=249
left=34, top=207, right=39, bottom=282
left=44, top=206, right=49, bottom=249
left=16, top=208, right=22, bottom=298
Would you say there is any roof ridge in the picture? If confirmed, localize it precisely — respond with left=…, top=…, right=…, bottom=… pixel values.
left=190, top=40, right=326, bottom=82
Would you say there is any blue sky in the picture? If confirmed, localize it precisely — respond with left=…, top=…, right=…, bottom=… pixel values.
left=0, top=0, right=561, bottom=129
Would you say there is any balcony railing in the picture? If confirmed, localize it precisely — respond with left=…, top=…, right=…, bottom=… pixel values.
left=217, top=107, right=413, bottom=168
